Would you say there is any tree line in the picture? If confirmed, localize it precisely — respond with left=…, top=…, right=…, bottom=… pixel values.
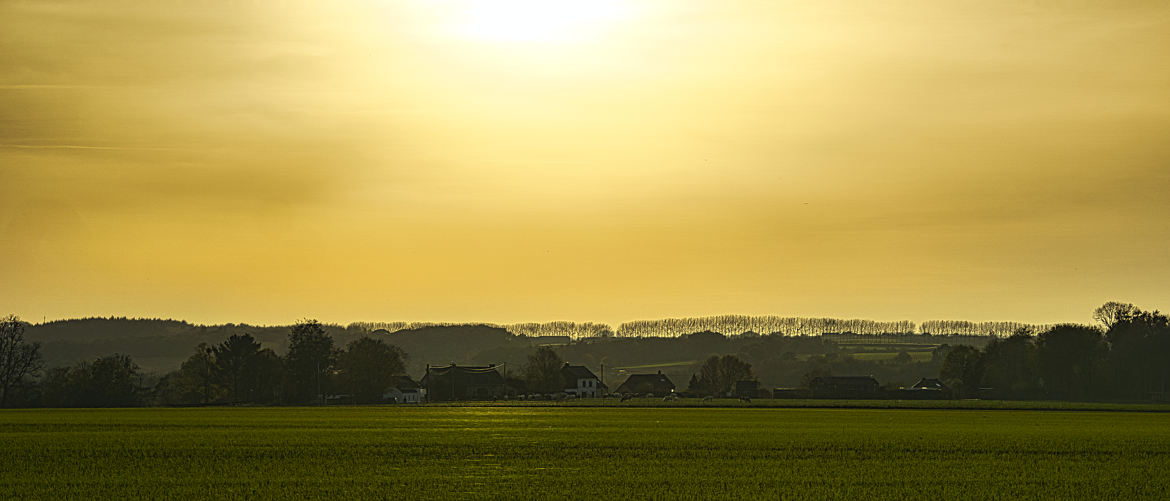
left=1, top=318, right=408, bottom=407
left=939, top=302, right=1170, bottom=400
left=919, top=320, right=1053, bottom=337
left=349, top=321, right=615, bottom=340
left=617, top=316, right=918, bottom=337
left=350, top=316, right=1056, bottom=339
left=617, top=316, right=1053, bottom=338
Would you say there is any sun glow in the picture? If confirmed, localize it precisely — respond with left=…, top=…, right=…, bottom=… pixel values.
left=451, top=0, right=631, bottom=43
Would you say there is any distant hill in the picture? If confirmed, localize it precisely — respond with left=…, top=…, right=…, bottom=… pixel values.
left=377, top=324, right=528, bottom=376
left=25, top=318, right=352, bottom=373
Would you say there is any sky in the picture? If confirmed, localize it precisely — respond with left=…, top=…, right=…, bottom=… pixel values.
left=2, top=0, right=1169, bottom=328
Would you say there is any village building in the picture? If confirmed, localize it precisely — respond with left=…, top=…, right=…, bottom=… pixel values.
left=616, top=371, right=675, bottom=396
left=382, top=375, right=425, bottom=404
left=421, top=364, right=507, bottom=401
left=561, top=363, right=605, bottom=397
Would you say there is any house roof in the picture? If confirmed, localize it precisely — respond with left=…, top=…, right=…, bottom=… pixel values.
left=912, top=378, right=948, bottom=390
left=562, top=363, right=599, bottom=381
left=562, top=363, right=608, bottom=390
left=387, top=375, right=420, bottom=390
left=616, top=372, right=676, bottom=393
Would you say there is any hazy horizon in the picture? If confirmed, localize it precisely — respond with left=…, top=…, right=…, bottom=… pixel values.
left=3, top=1, right=1168, bottom=328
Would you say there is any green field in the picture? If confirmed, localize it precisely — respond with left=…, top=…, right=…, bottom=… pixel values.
left=3, top=406, right=1169, bottom=499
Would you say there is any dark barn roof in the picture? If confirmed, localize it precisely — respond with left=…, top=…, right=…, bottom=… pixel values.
left=562, top=363, right=599, bottom=381
left=616, top=371, right=675, bottom=394
left=562, top=363, right=607, bottom=390
left=387, top=375, right=420, bottom=390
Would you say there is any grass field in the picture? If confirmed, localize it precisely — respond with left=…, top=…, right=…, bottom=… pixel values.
left=3, top=405, right=1170, bottom=499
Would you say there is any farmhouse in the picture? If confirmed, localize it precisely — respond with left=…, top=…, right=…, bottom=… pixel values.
left=382, top=375, right=425, bottom=404
left=616, top=371, right=675, bottom=396
left=808, top=375, right=881, bottom=398
left=562, top=363, right=606, bottom=397
left=421, top=364, right=507, bottom=401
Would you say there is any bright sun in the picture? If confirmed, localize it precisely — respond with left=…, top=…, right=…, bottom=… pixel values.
left=451, top=0, right=630, bottom=43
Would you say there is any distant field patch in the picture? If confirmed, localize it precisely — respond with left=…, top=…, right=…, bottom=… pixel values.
left=613, top=360, right=696, bottom=370
left=2, top=406, right=1169, bottom=499
left=848, top=350, right=934, bottom=362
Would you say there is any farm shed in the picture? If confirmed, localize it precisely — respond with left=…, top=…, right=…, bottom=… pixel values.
left=421, top=364, right=507, bottom=401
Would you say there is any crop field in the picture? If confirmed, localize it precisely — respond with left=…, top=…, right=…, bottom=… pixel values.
left=3, top=406, right=1169, bottom=499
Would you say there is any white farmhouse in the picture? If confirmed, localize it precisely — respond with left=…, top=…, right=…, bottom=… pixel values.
left=382, top=375, right=426, bottom=404
left=561, top=363, right=605, bottom=397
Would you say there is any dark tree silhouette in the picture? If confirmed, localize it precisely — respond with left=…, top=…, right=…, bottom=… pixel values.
left=285, top=319, right=336, bottom=404
left=1036, top=325, right=1107, bottom=400
left=1105, top=309, right=1170, bottom=400
left=1, top=315, right=43, bottom=408
left=336, top=337, right=407, bottom=403
left=686, top=373, right=703, bottom=394
left=979, top=332, right=1040, bottom=399
left=524, top=347, right=564, bottom=394
left=1093, top=301, right=1138, bottom=329
left=41, top=354, right=143, bottom=407
left=178, top=343, right=222, bottom=404
left=695, top=355, right=754, bottom=396
left=214, top=334, right=265, bottom=403
left=939, top=345, right=982, bottom=398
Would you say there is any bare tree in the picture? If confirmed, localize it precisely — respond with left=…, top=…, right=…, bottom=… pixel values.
left=1093, top=301, right=1138, bottom=329
left=1, top=315, right=43, bottom=407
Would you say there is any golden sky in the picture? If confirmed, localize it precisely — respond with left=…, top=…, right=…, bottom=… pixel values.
left=2, top=1, right=1169, bottom=327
